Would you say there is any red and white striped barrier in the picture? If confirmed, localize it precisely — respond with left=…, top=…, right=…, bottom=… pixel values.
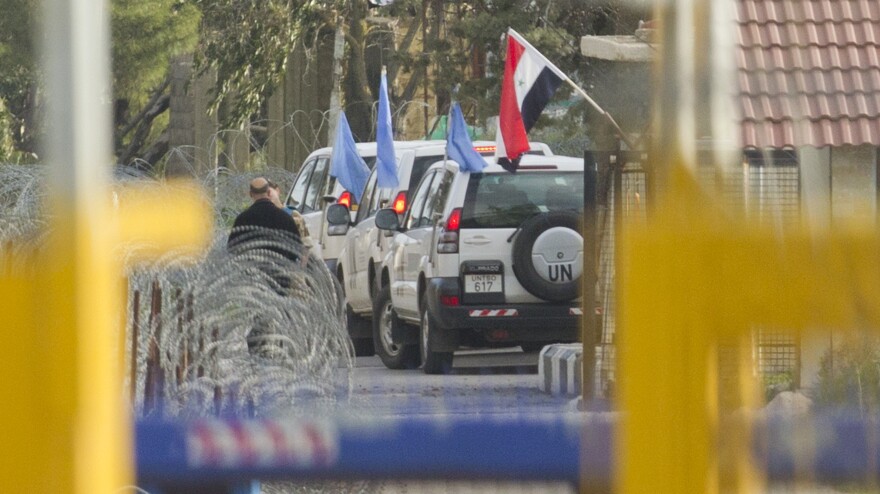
left=468, top=309, right=519, bottom=317
left=187, top=419, right=339, bottom=468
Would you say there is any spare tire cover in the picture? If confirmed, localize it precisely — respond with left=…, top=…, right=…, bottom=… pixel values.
left=511, top=211, right=583, bottom=302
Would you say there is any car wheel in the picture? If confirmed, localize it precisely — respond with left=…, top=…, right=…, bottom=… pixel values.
left=511, top=211, right=583, bottom=302
left=420, top=296, right=454, bottom=375
left=372, top=285, right=419, bottom=369
left=346, top=304, right=374, bottom=357
left=369, top=265, right=380, bottom=304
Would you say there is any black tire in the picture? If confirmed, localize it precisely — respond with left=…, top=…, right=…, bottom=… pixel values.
left=372, top=285, right=419, bottom=369
left=369, top=263, right=380, bottom=304
left=511, top=211, right=582, bottom=302
left=420, top=296, right=454, bottom=375
left=346, top=304, right=374, bottom=356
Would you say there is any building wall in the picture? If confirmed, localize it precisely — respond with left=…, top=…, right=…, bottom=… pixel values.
left=798, top=145, right=878, bottom=390
left=799, top=147, right=831, bottom=232
left=831, top=145, right=878, bottom=223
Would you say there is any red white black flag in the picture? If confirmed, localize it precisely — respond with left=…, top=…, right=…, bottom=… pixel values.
left=496, top=28, right=566, bottom=172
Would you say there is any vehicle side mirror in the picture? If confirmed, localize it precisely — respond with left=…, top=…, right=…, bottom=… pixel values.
left=326, top=203, right=351, bottom=236
left=375, top=208, right=401, bottom=231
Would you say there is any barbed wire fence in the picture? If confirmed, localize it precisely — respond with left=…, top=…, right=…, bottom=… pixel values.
left=1, top=114, right=598, bottom=492
left=0, top=124, right=355, bottom=423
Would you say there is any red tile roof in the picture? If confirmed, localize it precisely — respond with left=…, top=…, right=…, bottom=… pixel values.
left=737, top=0, right=880, bottom=148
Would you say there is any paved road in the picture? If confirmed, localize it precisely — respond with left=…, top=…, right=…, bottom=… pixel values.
left=345, top=346, right=580, bottom=418
left=265, top=347, right=582, bottom=494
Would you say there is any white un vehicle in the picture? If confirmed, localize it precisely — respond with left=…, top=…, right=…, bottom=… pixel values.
left=368, top=154, right=585, bottom=373
left=285, top=141, right=539, bottom=276
left=324, top=142, right=552, bottom=356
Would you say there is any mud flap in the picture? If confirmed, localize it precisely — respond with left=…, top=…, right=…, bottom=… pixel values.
left=391, top=321, right=419, bottom=345
left=428, top=325, right=460, bottom=352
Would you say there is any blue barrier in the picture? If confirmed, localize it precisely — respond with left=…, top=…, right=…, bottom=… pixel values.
left=137, top=415, right=611, bottom=486
left=136, top=413, right=880, bottom=489
left=760, top=414, right=880, bottom=483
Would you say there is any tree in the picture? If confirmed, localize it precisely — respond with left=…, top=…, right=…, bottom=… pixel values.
left=190, top=0, right=337, bottom=129
left=0, top=0, right=200, bottom=165
left=0, top=0, right=39, bottom=161
left=111, top=0, right=200, bottom=164
left=0, top=0, right=652, bottom=165
left=360, top=0, right=651, bottom=145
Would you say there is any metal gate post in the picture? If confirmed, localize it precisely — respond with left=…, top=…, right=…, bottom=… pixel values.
left=582, top=151, right=599, bottom=402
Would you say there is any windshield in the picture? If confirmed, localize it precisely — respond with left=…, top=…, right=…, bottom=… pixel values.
left=460, top=171, right=583, bottom=229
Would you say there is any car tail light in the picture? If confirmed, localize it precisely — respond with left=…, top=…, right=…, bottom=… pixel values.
left=437, top=208, right=462, bottom=254
left=473, top=145, right=496, bottom=155
left=440, top=295, right=460, bottom=306
left=337, top=191, right=352, bottom=208
left=392, top=191, right=407, bottom=214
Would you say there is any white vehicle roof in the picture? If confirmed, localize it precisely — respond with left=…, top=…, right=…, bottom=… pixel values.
left=303, top=140, right=552, bottom=161
left=435, top=153, right=583, bottom=174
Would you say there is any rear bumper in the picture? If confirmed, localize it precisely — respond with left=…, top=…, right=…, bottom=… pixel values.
left=425, top=277, right=581, bottom=342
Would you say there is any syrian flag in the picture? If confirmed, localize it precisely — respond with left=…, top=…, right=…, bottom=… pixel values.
left=496, top=28, right=566, bottom=172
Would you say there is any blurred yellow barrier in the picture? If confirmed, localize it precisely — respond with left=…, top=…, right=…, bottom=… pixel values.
left=115, top=181, right=214, bottom=261
left=616, top=164, right=880, bottom=493
left=0, top=183, right=210, bottom=492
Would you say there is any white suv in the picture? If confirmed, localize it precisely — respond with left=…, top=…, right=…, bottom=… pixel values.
left=326, top=142, right=553, bottom=359
left=371, top=154, right=585, bottom=373
left=285, top=141, right=450, bottom=275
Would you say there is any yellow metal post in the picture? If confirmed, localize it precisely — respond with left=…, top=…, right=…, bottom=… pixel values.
left=616, top=0, right=758, bottom=492
left=0, top=0, right=211, bottom=491
left=615, top=2, right=880, bottom=492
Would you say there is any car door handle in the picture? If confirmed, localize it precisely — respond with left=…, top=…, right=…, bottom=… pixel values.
left=463, top=237, right=491, bottom=245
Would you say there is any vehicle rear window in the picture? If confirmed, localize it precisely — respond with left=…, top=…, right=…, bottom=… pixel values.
left=406, top=155, right=443, bottom=200
left=460, top=172, right=583, bottom=229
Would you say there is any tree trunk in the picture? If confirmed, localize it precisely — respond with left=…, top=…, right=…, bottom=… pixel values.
left=327, top=18, right=345, bottom=146
left=343, top=0, right=373, bottom=141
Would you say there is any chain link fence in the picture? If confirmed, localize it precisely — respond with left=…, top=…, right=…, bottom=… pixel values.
left=592, top=149, right=803, bottom=399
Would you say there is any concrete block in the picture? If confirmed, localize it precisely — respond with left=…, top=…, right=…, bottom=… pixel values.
left=539, top=344, right=583, bottom=397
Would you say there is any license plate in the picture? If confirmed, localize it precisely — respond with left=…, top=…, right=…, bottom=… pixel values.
left=465, top=274, right=502, bottom=293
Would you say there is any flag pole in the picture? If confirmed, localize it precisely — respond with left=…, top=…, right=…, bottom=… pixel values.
left=564, top=79, right=636, bottom=150
left=507, top=28, right=637, bottom=150
left=442, top=84, right=461, bottom=167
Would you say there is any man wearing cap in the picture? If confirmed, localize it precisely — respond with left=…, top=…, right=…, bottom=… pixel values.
left=228, top=177, right=301, bottom=246
left=228, top=177, right=303, bottom=356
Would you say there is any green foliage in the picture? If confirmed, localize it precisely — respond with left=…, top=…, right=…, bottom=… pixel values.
left=190, top=0, right=336, bottom=127
left=388, top=0, right=651, bottom=146
left=0, top=0, right=39, bottom=156
left=762, top=371, right=795, bottom=403
left=0, top=0, right=199, bottom=161
left=813, top=333, right=880, bottom=414
left=0, top=0, right=653, bottom=163
left=111, top=0, right=200, bottom=99
left=0, top=98, right=19, bottom=162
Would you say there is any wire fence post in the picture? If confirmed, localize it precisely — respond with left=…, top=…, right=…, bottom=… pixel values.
left=582, top=150, right=599, bottom=402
